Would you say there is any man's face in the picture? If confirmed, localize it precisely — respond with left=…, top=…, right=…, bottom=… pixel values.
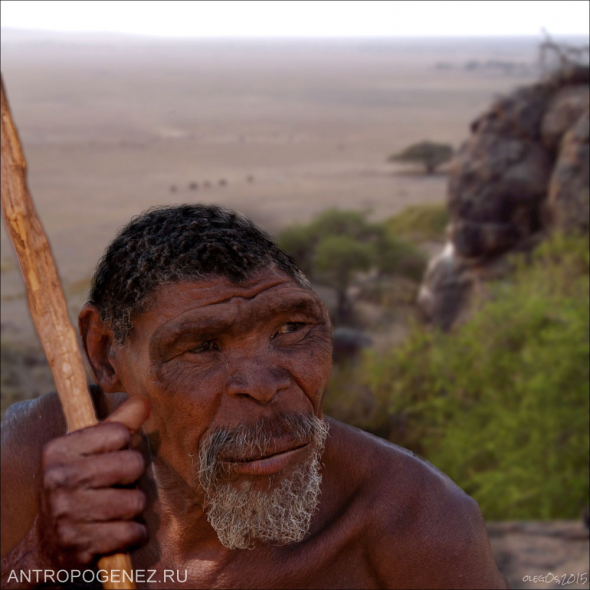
left=112, top=266, right=333, bottom=548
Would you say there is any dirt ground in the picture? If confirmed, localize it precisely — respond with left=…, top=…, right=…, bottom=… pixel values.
left=489, top=521, right=589, bottom=589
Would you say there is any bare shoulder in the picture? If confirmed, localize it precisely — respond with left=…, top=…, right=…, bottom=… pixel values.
left=2, top=391, right=67, bottom=446
left=1, top=391, right=67, bottom=556
left=324, top=418, right=507, bottom=589
left=1, top=384, right=124, bottom=454
left=324, top=417, right=463, bottom=505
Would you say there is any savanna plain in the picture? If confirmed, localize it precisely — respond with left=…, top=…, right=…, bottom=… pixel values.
left=1, top=31, right=542, bottom=349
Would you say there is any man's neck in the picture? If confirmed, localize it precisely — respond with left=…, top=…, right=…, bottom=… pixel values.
left=136, top=433, right=232, bottom=565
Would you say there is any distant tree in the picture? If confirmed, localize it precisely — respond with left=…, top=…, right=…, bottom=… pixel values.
left=277, top=209, right=384, bottom=280
left=278, top=208, right=426, bottom=325
left=277, top=224, right=317, bottom=277
left=388, top=141, right=453, bottom=174
left=315, top=236, right=373, bottom=323
left=539, top=28, right=589, bottom=72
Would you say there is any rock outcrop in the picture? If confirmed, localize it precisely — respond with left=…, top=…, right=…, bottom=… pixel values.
left=419, top=65, right=589, bottom=329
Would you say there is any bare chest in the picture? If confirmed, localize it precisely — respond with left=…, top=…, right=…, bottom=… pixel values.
left=130, top=535, right=381, bottom=589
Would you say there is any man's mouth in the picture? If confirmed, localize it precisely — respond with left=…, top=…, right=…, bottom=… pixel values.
left=220, top=442, right=311, bottom=476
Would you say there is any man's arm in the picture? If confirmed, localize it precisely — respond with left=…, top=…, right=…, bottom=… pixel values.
left=1, top=394, right=68, bottom=588
left=1, top=393, right=66, bottom=559
left=1, top=391, right=149, bottom=589
left=1, top=518, right=58, bottom=589
left=1, top=386, right=125, bottom=558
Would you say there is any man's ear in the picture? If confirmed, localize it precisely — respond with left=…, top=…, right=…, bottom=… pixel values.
left=78, top=302, right=124, bottom=393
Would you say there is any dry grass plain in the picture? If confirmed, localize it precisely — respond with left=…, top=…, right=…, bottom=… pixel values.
left=1, top=31, right=542, bottom=351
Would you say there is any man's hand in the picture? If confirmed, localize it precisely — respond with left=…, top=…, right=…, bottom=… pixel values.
left=36, top=395, right=150, bottom=569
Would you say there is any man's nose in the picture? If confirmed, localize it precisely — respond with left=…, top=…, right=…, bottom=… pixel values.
left=226, top=358, right=291, bottom=405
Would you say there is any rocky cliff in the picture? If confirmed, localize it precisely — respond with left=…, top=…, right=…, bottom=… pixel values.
left=419, top=65, right=589, bottom=329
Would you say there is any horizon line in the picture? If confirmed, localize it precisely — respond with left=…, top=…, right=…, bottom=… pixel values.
left=2, top=26, right=588, bottom=41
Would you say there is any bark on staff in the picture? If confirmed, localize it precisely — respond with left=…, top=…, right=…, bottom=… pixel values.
left=1, top=75, right=136, bottom=590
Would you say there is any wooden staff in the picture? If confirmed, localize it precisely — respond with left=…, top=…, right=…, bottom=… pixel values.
left=1, top=75, right=136, bottom=590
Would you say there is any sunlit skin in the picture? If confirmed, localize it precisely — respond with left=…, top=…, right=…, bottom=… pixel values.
left=1, top=267, right=507, bottom=589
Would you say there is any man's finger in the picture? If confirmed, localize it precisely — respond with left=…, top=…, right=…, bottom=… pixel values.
left=44, top=422, right=131, bottom=460
left=58, top=521, right=148, bottom=560
left=106, top=395, right=151, bottom=434
left=52, top=488, right=147, bottom=522
left=44, top=449, right=145, bottom=490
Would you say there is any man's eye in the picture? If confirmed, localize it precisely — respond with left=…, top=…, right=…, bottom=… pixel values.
left=188, top=340, right=219, bottom=353
left=275, top=322, right=305, bottom=336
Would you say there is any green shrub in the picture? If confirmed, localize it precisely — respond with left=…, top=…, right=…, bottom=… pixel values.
left=323, top=362, right=388, bottom=436
left=348, top=233, right=590, bottom=519
left=375, top=236, right=427, bottom=281
left=309, top=209, right=383, bottom=242
left=315, top=236, right=373, bottom=288
left=385, top=203, right=449, bottom=243
left=276, top=224, right=317, bottom=277
left=277, top=209, right=383, bottom=281
left=315, top=235, right=374, bottom=323
left=278, top=209, right=425, bottom=324
left=356, top=277, right=420, bottom=309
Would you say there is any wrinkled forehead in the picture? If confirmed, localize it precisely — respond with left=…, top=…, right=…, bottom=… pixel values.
left=128, top=267, right=327, bottom=342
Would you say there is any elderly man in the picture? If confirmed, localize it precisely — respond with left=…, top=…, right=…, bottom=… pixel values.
left=1, top=205, right=506, bottom=589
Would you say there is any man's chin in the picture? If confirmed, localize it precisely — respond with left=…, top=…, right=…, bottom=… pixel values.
left=206, top=457, right=324, bottom=551
left=197, top=414, right=329, bottom=550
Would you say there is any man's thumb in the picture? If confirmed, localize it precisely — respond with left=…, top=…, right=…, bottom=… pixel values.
left=106, top=395, right=150, bottom=434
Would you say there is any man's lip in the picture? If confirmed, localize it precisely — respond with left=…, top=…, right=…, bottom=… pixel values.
left=220, top=440, right=310, bottom=463
left=221, top=443, right=310, bottom=476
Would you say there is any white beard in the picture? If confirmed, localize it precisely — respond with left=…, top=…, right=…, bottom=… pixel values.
left=196, top=414, right=329, bottom=550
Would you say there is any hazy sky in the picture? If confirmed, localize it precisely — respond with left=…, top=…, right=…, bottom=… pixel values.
left=1, top=0, right=589, bottom=38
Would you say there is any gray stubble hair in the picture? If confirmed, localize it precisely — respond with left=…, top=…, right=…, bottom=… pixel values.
left=195, top=414, right=329, bottom=550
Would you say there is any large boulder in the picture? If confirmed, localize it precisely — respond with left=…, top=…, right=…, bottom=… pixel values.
left=332, top=328, right=373, bottom=364
left=420, top=66, right=590, bottom=329
left=546, top=104, right=590, bottom=232
left=417, top=243, right=475, bottom=331
left=542, top=85, right=590, bottom=152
